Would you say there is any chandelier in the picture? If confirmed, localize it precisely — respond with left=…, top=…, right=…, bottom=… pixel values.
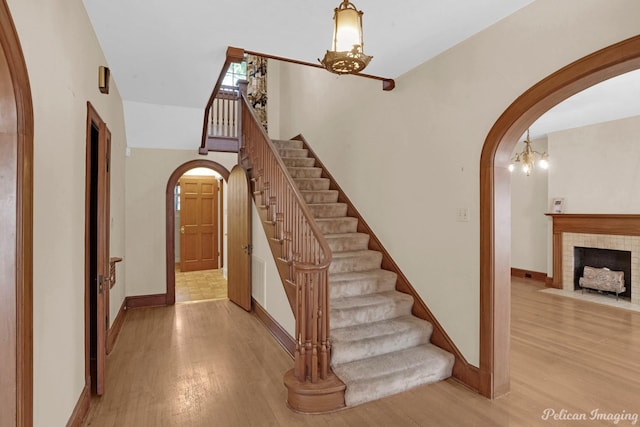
left=508, top=129, right=549, bottom=176
left=319, top=0, right=373, bottom=75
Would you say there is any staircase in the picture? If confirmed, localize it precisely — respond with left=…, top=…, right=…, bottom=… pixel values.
left=273, top=138, right=454, bottom=407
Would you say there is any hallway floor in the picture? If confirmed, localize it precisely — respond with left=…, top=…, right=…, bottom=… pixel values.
left=175, top=267, right=227, bottom=303
left=85, top=278, right=640, bottom=426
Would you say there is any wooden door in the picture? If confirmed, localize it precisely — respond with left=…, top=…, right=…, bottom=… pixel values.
left=179, top=176, right=219, bottom=272
left=227, top=165, right=252, bottom=311
left=95, top=122, right=110, bottom=396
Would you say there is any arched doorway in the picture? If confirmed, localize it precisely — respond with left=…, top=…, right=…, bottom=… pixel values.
left=0, top=1, right=34, bottom=424
left=165, top=160, right=230, bottom=304
left=479, top=35, right=640, bottom=398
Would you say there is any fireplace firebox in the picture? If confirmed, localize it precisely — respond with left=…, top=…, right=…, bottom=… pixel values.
left=573, top=246, right=631, bottom=299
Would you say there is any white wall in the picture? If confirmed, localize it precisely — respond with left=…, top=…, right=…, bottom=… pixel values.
left=548, top=115, right=640, bottom=213
left=271, top=0, right=640, bottom=365
left=7, top=0, right=127, bottom=425
left=510, top=138, right=549, bottom=274
left=124, top=100, right=203, bottom=149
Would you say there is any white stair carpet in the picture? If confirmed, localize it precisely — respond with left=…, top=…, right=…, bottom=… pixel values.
left=274, top=139, right=454, bottom=407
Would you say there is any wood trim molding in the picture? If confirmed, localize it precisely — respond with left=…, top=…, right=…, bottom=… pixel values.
left=0, top=2, right=34, bottom=425
left=252, top=298, right=295, bottom=358
left=546, top=213, right=640, bottom=236
left=510, top=268, right=547, bottom=283
left=293, top=134, right=480, bottom=393
left=106, top=299, right=127, bottom=354
left=65, top=384, right=90, bottom=427
left=480, top=35, right=640, bottom=398
left=125, top=294, right=167, bottom=309
left=165, top=160, right=230, bottom=305
left=546, top=214, right=640, bottom=290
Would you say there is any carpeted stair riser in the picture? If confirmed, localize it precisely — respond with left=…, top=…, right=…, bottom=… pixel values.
left=272, top=138, right=454, bottom=407
left=333, top=344, right=454, bottom=407
left=329, top=250, right=382, bottom=274
left=309, top=203, right=348, bottom=218
left=282, top=157, right=316, bottom=168
left=316, top=217, right=358, bottom=234
left=331, top=316, right=433, bottom=365
left=329, top=291, right=414, bottom=328
left=288, top=167, right=323, bottom=178
left=325, top=233, right=370, bottom=252
left=329, top=270, right=397, bottom=299
left=301, top=190, right=339, bottom=204
left=293, top=178, right=330, bottom=191
left=278, top=148, right=309, bottom=158
left=273, top=139, right=304, bottom=149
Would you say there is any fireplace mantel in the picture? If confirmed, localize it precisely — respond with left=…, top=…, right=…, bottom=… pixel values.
left=546, top=214, right=640, bottom=299
left=545, top=214, right=640, bottom=236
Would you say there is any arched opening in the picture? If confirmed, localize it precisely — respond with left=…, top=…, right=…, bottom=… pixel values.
left=0, top=1, right=34, bottom=424
left=479, top=35, right=640, bottom=398
left=165, top=160, right=231, bottom=305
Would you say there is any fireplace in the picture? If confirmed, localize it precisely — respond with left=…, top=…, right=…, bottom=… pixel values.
left=546, top=214, right=640, bottom=306
left=573, top=247, right=631, bottom=298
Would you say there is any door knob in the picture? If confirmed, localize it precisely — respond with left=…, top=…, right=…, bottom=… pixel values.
left=180, top=226, right=185, bottom=234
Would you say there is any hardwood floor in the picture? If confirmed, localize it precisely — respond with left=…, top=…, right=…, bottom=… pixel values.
left=84, top=278, right=640, bottom=426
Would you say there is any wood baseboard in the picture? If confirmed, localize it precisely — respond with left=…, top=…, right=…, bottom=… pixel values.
left=252, top=298, right=295, bottom=358
left=65, top=383, right=90, bottom=427
left=107, top=299, right=127, bottom=354
left=125, top=293, right=167, bottom=309
left=511, top=268, right=547, bottom=283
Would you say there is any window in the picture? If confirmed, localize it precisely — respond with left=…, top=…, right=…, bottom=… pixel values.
left=222, top=61, right=246, bottom=87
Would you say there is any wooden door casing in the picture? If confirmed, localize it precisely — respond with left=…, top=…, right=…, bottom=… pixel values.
left=227, top=165, right=251, bottom=311
left=179, top=176, right=219, bottom=272
left=85, top=103, right=110, bottom=397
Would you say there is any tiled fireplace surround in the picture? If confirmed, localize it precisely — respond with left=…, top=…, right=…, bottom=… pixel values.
left=548, top=214, right=640, bottom=306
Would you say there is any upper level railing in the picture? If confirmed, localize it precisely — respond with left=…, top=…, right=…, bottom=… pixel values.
left=238, top=81, right=333, bottom=383
left=208, top=85, right=239, bottom=138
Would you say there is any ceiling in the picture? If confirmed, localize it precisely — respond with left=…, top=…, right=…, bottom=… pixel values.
left=82, top=0, right=533, bottom=108
left=82, top=0, right=640, bottom=139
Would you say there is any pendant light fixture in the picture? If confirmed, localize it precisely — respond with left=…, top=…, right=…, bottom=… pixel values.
left=319, top=0, right=373, bottom=75
left=508, top=129, right=549, bottom=176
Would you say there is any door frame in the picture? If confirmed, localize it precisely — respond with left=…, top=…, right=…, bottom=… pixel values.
left=479, top=35, right=640, bottom=398
left=165, top=160, right=230, bottom=305
left=0, top=2, right=34, bottom=425
left=84, top=102, right=111, bottom=396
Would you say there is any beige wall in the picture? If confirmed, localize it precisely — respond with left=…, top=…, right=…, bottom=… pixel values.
left=510, top=138, right=549, bottom=274
left=7, top=0, right=127, bottom=424
left=548, top=114, right=640, bottom=213
left=125, top=148, right=236, bottom=296
left=271, top=0, right=640, bottom=365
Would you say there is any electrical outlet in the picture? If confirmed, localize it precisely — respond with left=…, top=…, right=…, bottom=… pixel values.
left=456, top=208, right=469, bottom=222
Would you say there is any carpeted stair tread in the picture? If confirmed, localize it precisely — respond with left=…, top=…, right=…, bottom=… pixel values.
left=325, top=232, right=370, bottom=252
left=331, top=316, right=434, bottom=365
left=329, top=250, right=382, bottom=274
left=293, top=177, right=331, bottom=191
left=316, top=217, right=358, bottom=234
left=301, top=190, right=339, bottom=204
left=278, top=148, right=309, bottom=158
left=330, top=290, right=414, bottom=328
left=308, top=202, right=348, bottom=218
left=272, top=139, right=303, bottom=149
left=332, top=344, right=455, bottom=407
left=329, top=269, right=397, bottom=299
left=282, top=157, right=316, bottom=168
left=287, top=167, right=323, bottom=178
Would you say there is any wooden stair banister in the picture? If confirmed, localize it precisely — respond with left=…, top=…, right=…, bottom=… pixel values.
left=236, top=82, right=345, bottom=412
left=199, top=46, right=244, bottom=154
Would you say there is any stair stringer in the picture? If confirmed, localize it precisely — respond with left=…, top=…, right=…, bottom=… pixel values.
left=291, top=134, right=481, bottom=393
